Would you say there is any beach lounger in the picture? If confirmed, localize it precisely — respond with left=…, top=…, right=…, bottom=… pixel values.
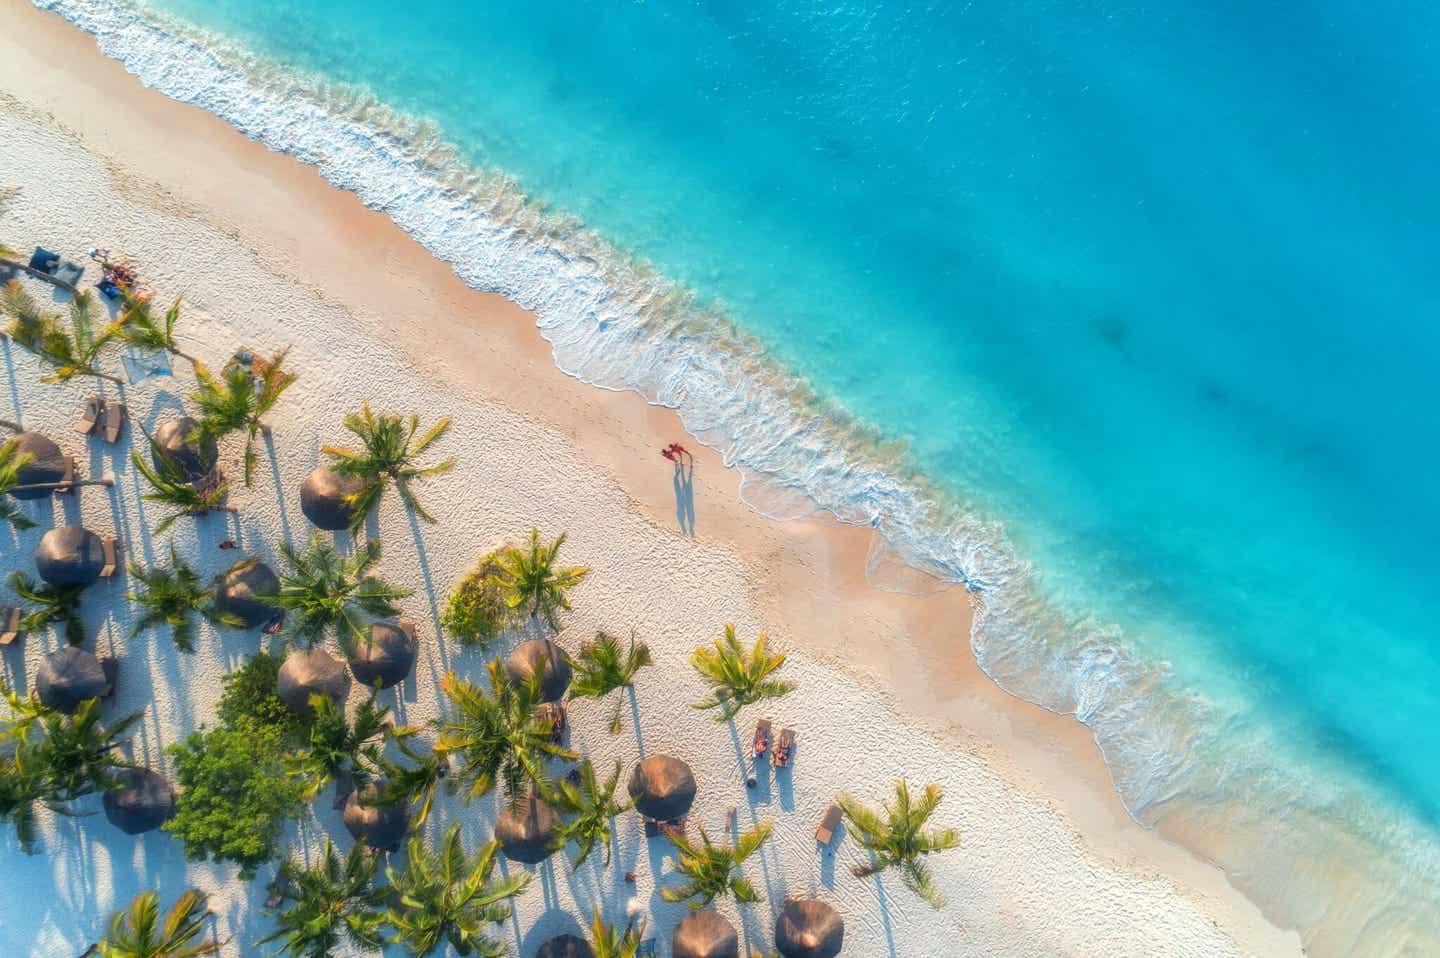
left=0, top=606, right=21, bottom=646
left=53, top=259, right=84, bottom=287
left=100, top=657, right=118, bottom=699
left=101, top=402, right=127, bottom=443
left=57, top=456, right=76, bottom=494
left=99, top=537, right=120, bottom=579
left=28, top=247, right=59, bottom=273
left=263, top=871, right=294, bottom=909
left=537, top=701, right=567, bottom=744
left=753, top=716, right=772, bottom=759
left=774, top=727, right=796, bottom=768
left=815, top=802, right=842, bottom=845
left=74, top=395, right=103, bottom=435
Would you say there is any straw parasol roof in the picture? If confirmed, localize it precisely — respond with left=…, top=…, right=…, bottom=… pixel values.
left=775, top=899, right=845, bottom=958
left=503, top=638, right=572, bottom=702
left=342, top=783, right=411, bottom=852
left=495, top=793, right=561, bottom=864
left=627, top=754, right=697, bottom=821
left=152, top=416, right=217, bottom=482
left=102, top=766, right=177, bottom=835
left=673, top=910, right=739, bottom=958
left=300, top=466, right=367, bottom=531
left=212, top=560, right=280, bottom=628
left=34, top=525, right=107, bottom=587
left=8, top=431, right=68, bottom=500
left=347, top=620, right=418, bottom=690
left=277, top=647, right=351, bottom=715
left=35, top=645, right=110, bottom=713
left=536, top=935, right=594, bottom=958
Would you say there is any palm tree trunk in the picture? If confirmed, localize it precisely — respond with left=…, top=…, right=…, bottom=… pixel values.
left=171, top=348, right=203, bottom=369
left=90, top=370, right=124, bottom=385
left=8, top=478, right=114, bottom=493
left=0, top=419, right=20, bottom=433
left=0, top=257, right=81, bottom=295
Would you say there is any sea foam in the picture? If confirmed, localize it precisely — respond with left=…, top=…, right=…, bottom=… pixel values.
left=31, top=0, right=1440, bottom=952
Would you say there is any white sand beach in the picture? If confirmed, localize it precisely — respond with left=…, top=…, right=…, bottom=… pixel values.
left=0, top=4, right=1304, bottom=956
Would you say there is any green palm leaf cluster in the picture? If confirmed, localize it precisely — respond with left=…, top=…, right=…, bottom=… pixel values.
left=9, top=570, right=86, bottom=646
left=191, top=350, right=297, bottom=486
left=384, top=821, right=531, bottom=958
left=322, top=402, right=453, bottom=529
left=131, top=433, right=233, bottom=536
left=91, top=889, right=220, bottom=958
left=366, top=730, right=449, bottom=830
left=660, top=821, right=773, bottom=909
left=266, top=534, right=411, bottom=650
left=837, top=779, right=960, bottom=909
left=689, top=624, right=795, bottom=722
left=491, top=528, right=590, bottom=630
left=587, top=909, right=648, bottom=958
left=1, top=281, right=122, bottom=383
left=549, top=758, right=632, bottom=869
left=568, top=629, right=652, bottom=734
left=125, top=547, right=242, bottom=653
left=259, top=840, right=386, bottom=958
left=115, top=293, right=203, bottom=368
left=435, top=661, right=577, bottom=810
left=1, top=686, right=141, bottom=852
left=295, top=692, right=392, bottom=801
left=0, top=436, right=37, bottom=530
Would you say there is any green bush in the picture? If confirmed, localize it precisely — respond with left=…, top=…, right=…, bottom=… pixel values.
left=441, top=550, right=512, bottom=646
left=164, top=718, right=308, bottom=878
left=217, top=652, right=303, bottom=740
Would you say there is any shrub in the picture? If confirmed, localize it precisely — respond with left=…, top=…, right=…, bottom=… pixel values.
left=217, top=652, right=303, bottom=740
left=164, top=719, right=308, bottom=878
left=440, top=550, right=512, bottom=646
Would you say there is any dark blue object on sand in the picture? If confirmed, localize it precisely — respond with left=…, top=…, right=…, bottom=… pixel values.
left=28, top=246, right=59, bottom=272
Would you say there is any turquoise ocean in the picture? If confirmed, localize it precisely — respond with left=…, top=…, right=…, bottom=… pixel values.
left=37, top=0, right=1440, bottom=950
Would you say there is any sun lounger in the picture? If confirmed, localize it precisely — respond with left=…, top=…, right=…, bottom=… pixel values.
left=537, top=701, right=567, bottom=744
left=53, top=260, right=84, bottom=287
left=263, top=871, right=294, bottom=909
left=74, top=395, right=103, bottom=435
left=644, top=816, right=688, bottom=841
left=0, top=606, right=21, bottom=646
left=97, top=278, right=122, bottom=300
left=101, top=402, right=127, bottom=443
left=753, top=717, right=772, bottom=759
left=99, top=537, right=120, bottom=579
left=28, top=246, right=59, bottom=273
left=774, top=727, right=796, bottom=768
left=57, top=456, right=76, bottom=494
left=100, top=657, right=118, bottom=699
left=816, top=803, right=842, bottom=845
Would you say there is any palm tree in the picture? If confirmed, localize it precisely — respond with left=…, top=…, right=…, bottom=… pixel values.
left=585, top=910, right=647, bottom=958
left=259, top=839, right=386, bottom=958
left=115, top=293, right=204, bottom=368
left=689, top=624, right=795, bottom=722
left=567, top=629, right=652, bottom=734
left=661, top=821, right=773, bottom=909
left=491, top=528, right=590, bottom=630
left=9, top=570, right=86, bottom=645
left=368, top=730, right=447, bottom=829
left=131, top=436, right=233, bottom=535
left=267, top=535, right=412, bottom=650
left=296, top=693, right=392, bottom=803
left=322, top=402, right=453, bottom=529
left=1, top=281, right=122, bottom=384
left=548, top=758, right=632, bottom=869
left=191, top=351, right=297, bottom=486
left=836, top=778, right=960, bottom=909
left=0, top=436, right=35, bottom=531
left=90, top=889, right=220, bottom=958
left=125, top=546, right=241, bottom=653
left=434, top=661, right=577, bottom=810
left=383, top=821, right=531, bottom=957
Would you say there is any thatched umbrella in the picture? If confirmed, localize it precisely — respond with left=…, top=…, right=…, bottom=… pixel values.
left=7, top=432, right=69, bottom=500
left=347, top=620, right=418, bottom=690
left=342, top=783, right=411, bottom=852
left=627, top=754, right=697, bottom=821
left=212, top=559, right=280, bottom=628
left=277, top=647, right=351, bottom=715
left=300, top=466, right=367, bottom=531
left=34, top=525, right=107, bottom=587
left=775, top=899, right=845, bottom=958
left=504, top=638, right=572, bottom=702
left=102, top=766, right=177, bottom=835
left=495, top=792, right=561, bottom=865
left=673, top=910, right=739, bottom=958
left=35, top=645, right=111, bottom=713
left=152, top=416, right=217, bottom=482
left=536, top=935, right=594, bottom=958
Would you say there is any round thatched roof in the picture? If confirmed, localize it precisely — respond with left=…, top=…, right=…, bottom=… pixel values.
left=495, top=794, right=561, bottom=865
left=36, top=645, right=110, bottom=713
left=673, top=910, right=739, bottom=958
left=348, top=620, right=418, bottom=690
left=300, top=466, right=367, bottom=531
left=34, top=525, right=107, bottom=587
left=103, top=766, right=177, bottom=835
left=277, top=647, right=351, bottom=715
left=504, top=638, right=572, bottom=702
left=775, top=899, right=845, bottom=958
left=536, top=935, right=595, bottom=958
left=627, top=754, right=697, bottom=821
left=343, top=783, right=411, bottom=852
left=8, top=431, right=68, bottom=500
left=152, top=416, right=217, bottom=483
left=212, top=560, right=280, bottom=628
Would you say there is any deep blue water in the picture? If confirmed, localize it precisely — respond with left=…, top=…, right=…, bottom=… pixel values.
left=82, top=0, right=1440, bottom=940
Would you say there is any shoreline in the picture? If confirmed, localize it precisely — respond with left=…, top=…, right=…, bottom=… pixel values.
left=0, top=1, right=1302, bottom=954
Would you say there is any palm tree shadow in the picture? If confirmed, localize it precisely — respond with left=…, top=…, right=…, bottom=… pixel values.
left=262, top=432, right=294, bottom=548
left=2, top=337, right=23, bottom=423
left=672, top=460, right=696, bottom=537
left=627, top=684, right=645, bottom=758
left=403, top=505, right=449, bottom=677
left=872, top=872, right=900, bottom=958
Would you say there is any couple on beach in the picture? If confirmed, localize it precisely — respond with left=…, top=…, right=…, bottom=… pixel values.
left=661, top=442, right=693, bottom=467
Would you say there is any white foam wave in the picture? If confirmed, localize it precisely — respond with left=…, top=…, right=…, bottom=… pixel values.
left=34, top=0, right=1440, bottom=951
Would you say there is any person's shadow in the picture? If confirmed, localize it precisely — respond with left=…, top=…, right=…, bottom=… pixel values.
left=672, top=457, right=696, bottom=537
